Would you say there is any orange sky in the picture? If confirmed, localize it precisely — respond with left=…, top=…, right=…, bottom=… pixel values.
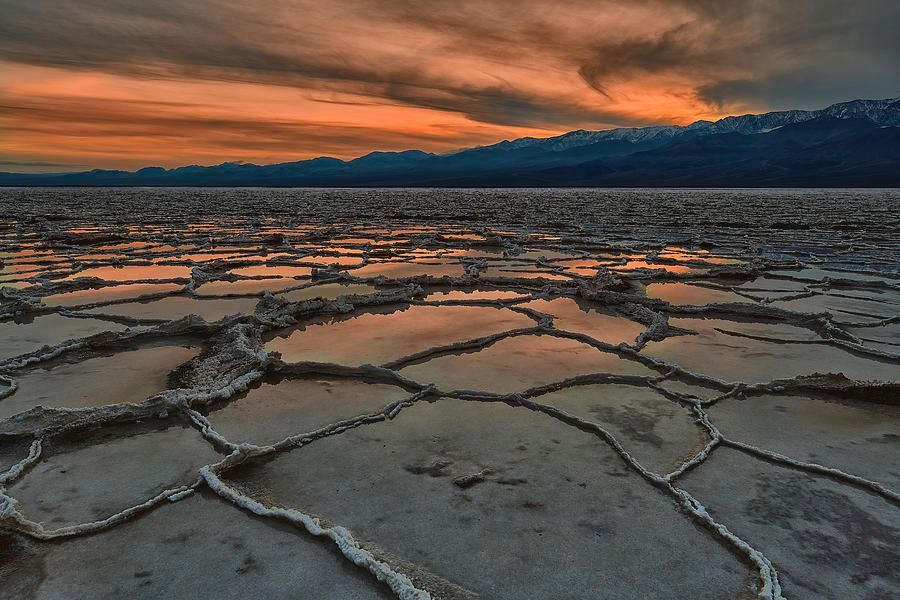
left=1, top=1, right=898, bottom=171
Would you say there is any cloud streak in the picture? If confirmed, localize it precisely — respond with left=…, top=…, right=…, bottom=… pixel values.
left=1, top=0, right=897, bottom=169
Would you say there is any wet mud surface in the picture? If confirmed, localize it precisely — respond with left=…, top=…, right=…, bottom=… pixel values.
left=0, top=188, right=898, bottom=599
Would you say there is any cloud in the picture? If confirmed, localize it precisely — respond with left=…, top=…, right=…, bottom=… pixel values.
left=0, top=160, right=85, bottom=168
left=1, top=0, right=898, bottom=168
left=0, top=1, right=667, bottom=130
left=576, top=1, right=900, bottom=110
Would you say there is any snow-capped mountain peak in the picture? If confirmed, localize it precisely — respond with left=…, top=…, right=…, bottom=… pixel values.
left=469, top=97, right=900, bottom=153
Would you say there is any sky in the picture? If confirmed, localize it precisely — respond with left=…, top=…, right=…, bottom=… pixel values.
left=1, top=0, right=898, bottom=172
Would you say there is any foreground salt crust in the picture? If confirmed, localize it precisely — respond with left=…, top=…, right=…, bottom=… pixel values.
left=0, top=205, right=898, bottom=599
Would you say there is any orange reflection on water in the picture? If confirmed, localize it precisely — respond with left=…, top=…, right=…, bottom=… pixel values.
left=97, top=241, right=155, bottom=251
left=350, top=262, right=466, bottom=279
left=610, top=261, right=699, bottom=274
left=425, top=289, right=528, bottom=301
left=480, top=267, right=571, bottom=281
left=439, top=248, right=504, bottom=259
left=0, top=250, right=64, bottom=277
left=556, top=258, right=608, bottom=276
left=70, top=253, right=131, bottom=262
left=644, top=282, right=751, bottom=306
left=67, top=264, right=193, bottom=281
left=64, top=227, right=106, bottom=234
left=659, top=247, right=742, bottom=265
left=336, top=237, right=403, bottom=246
left=441, top=233, right=487, bottom=242
left=400, top=334, right=655, bottom=394
left=386, top=227, right=433, bottom=235
left=301, top=254, right=365, bottom=267
left=159, top=252, right=250, bottom=262
left=277, top=283, right=378, bottom=303
left=43, top=283, right=185, bottom=307
left=196, top=278, right=301, bottom=295
left=229, top=265, right=313, bottom=278
left=266, top=304, right=535, bottom=365
left=524, top=298, right=645, bottom=345
left=314, top=247, right=365, bottom=256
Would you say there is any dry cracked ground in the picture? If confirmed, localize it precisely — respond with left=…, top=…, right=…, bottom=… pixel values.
left=0, top=189, right=898, bottom=599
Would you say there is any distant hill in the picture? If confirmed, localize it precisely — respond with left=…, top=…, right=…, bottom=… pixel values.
left=3, top=96, right=899, bottom=187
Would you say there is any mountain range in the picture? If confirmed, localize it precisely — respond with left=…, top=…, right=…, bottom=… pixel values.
left=3, top=96, right=899, bottom=187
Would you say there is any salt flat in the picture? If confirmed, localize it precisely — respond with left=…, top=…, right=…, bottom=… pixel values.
left=0, top=188, right=897, bottom=599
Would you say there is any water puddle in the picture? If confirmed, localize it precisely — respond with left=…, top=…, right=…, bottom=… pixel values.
left=425, top=289, right=527, bottom=301
left=479, top=267, right=571, bottom=281
left=195, top=278, right=301, bottom=296
left=0, top=314, right=131, bottom=362
left=1, top=344, right=198, bottom=419
left=7, top=420, right=220, bottom=527
left=534, top=383, right=706, bottom=473
left=708, top=393, right=899, bottom=488
left=228, top=265, right=313, bottom=278
left=349, top=262, right=466, bottom=279
left=736, top=276, right=810, bottom=291
left=849, top=322, right=900, bottom=354
left=644, top=282, right=752, bottom=305
left=266, top=305, right=534, bottom=365
left=523, top=298, right=645, bottom=344
left=610, top=260, right=701, bottom=274
left=513, top=250, right=578, bottom=260
left=399, top=334, right=655, bottom=393
left=300, top=254, right=366, bottom=267
left=771, top=293, right=897, bottom=321
left=66, top=265, right=192, bottom=282
left=771, top=268, right=890, bottom=284
left=644, top=317, right=899, bottom=383
left=82, top=296, right=260, bottom=322
left=277, top=283, right=379, bottom=303
left=556, top=258, right=608, bottom=276
left=204, top=378, right=409, bottom=446
left=42, top=283, right=184, bottom=307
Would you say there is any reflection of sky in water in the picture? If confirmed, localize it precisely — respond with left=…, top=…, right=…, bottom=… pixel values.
left=265, top=304, right=534, bottom=365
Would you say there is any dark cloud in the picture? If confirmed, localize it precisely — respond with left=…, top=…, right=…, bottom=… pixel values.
left=2, top=1, right=894, bottom=126
left=691, top=2, right=900, bottom=110
left=589, top=0, right=900, bottom=111
left=0, top=1, right=635, bottom=129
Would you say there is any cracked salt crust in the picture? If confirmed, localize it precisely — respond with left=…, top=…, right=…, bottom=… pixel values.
left=0, top=189, right=898, bottom=599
